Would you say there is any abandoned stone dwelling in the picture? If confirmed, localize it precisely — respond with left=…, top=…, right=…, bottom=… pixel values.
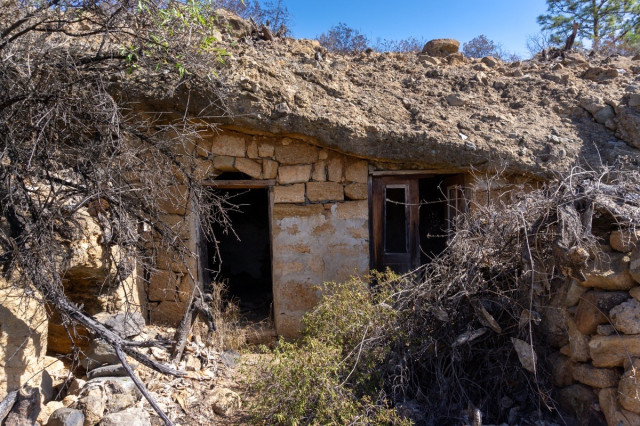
left=3, top=12, right=640, bottom=423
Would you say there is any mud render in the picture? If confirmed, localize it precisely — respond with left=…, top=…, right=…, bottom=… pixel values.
left=3, top=11, right=640, bottom=425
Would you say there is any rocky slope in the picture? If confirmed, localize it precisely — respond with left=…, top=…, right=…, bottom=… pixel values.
left=130, top=10, right=640, bottom=178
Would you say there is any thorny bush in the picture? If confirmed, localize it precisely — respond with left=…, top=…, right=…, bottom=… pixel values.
left=252, top=166, right=640, bottom=425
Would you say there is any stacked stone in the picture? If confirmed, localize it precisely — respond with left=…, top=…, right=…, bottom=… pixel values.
left=148, top=131, right=370, bottom=332
left=550, top=229, right=640, bottom=426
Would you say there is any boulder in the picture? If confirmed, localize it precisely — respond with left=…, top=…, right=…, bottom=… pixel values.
left=93, top=312, right=145, bottom=338
left=615, top=108, right=640, bottom=149
left=610, top=230, right=640, bottom=253
left=38, top=401, right=65, bottom=425
left=582, top=66, right=619, bottom=82
left=210, top=387, right=242, bottom=416
left=590, top=335, right=640, bottom=367
left=580, top=253, right=635, bottom=291
left=99, top=407, right=150, bottom=426
left=574, top=291, right=629, bottom=335
left=422, top=39, right=460, bottom=57
left=81, top=339, right=119, bottom=370
left=46, top=408, right=84, bottom=426
left=571, top=363, right=620, bottom=388
left=610, top=298, right=640, bottom=334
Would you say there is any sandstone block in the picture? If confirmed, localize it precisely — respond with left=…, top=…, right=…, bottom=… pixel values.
left=193, top=159, right=214, bottom=180
left=273, top=184, right=305, bottom=203
left=548, top=352, right=574, bottom=387
left=600, top=387, right=640, bottom=426
left=213, top=155, right=236, bottom=172
left=148, top=269, right=180, bottom=302
left=581, top=253, right=635, bottom=290
left=336, top=200, right=368, bottom=220
left=272, top=203, right=325, bottom=220
left=257, top=142, right=275, bottom=158
left=344, top=183, right=368, bottom=200
left=306, top=182, right=344, bottom=202
left=590, top=335, right=640, bottom=367
left=564, top=279, right=588, bottom=307
left=615, top=108, right=640, bottom=150
left=619, top=364, right=640, bottom=413
left=422, top=39, right=460, bottom=57
left=311, top=161, right=327, bottom=181
left=262, top=159, right=278, bottom=179
left=611, top=298, right=640, bottom=334
left=278, top=165, right=312, bottom=184
left=575, top=291, right=630, bottom=335
left=344, top=159, right=368, bottom=183
left=246, top=141, right=259, bottom=159
left=631, top=286, right=640, bottom=301
left=568, top=316, right=591, bottom=362
left=234, top=157, right=262, bottom=179
left=327, top=156, right=343, bottom=182
left=611, top=229, right=640, bottom=253
left=275, top=143, right=318, bottom=165
left=158, top=185, right=189, bottom=215
left=318, top=149, right=328, bottom=160
left=149, top=300, right=187, bottom=325
left=211, top=134, right=246, bottom=157
left=571, top=363, right=620, bottom=388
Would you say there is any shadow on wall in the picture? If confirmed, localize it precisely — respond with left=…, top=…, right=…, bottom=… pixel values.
left=0, top=284, right=48, bottom=398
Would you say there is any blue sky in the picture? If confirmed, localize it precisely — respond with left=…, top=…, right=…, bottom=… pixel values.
left=280, top=0, right=549, bottom=58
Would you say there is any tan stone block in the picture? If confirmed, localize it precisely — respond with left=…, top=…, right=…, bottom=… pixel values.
left=619, top=362, right=640, bottom=413
left=262, top=159, right=278, bottom=179
left=327, top=156, right=343, bottom=182
left=148, top=270, right=179, bottom=301
left=158, top=185, right=189, bottom=215
left=246, top=141, right=259, bottom=159
left=307, top=182, right=344, bottom=202
left=213, top=155, right=236, bottom=172
left=273, top=184, right=305, bottom=203
left=571, top=363, right=620, bottom=388
left=631, top=247, right=640, bottom=284
left=275, top=143, right=318, bottom=165
left=258, top=142, right=275, bottom=158
left=211, top=134, right=246, bottom=157
left=567, top=316, right=590, bottom=362
left=235, top=157, right=262, bottom=178
left=575, top=291, right=629, bottom=335
left=149, top=300, right=187, bottom=325
left=599, top=387, right=640, bottom=426
left=278, top=165, right=311, bottom=184
left=344, top=183, right=368, bottom=200
left=272, top=203, right=325, bottom=219
left=581, top=253, right=635, bottom=290
left=193, top=159, right=214, bottom=180
left=344, top=159, right=368, bottom=183
left=590, top=335, right=640, bottom=367
left=318, top=150, right=328, bottom=160
left=336, top=200, right=368, bottom=220
left=611, top=230, right=640, bottom=253
left=311, top=160, right=327, bottom=181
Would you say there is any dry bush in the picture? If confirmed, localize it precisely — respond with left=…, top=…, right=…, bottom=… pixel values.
left=252, top=166, right=640, bottom=425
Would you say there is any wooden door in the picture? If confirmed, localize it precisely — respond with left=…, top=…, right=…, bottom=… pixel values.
left=371, top=176, right=420, bottom=273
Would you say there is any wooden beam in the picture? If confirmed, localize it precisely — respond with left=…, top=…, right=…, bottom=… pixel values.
left=202, top=179, right=275, bottom=188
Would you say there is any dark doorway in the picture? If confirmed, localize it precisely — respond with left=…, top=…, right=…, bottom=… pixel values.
left=371, top=174, right=466, bottom=273
left=207, top=186, right=272, bottom=322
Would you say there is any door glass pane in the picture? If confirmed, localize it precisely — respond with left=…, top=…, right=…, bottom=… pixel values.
left=384, top=187, right=407, bottom=253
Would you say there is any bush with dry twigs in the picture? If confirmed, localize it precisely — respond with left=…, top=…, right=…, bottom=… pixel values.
left=251, top=166, right=640, bottom=425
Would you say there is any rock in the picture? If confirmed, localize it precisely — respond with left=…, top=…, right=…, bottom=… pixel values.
left=46, top=408, right=84, bottom=426
left=574, top=291, right=629, bottom=335
left=611, top=230, right=640, bottom=253
left=99, top=407, right=150, bottom=426
left=86, top=363, right=131, bottom=379
left=446, top=94, right=466, bottom=106
left=81, top=339, right=119, bottom=370
left=631, top=286, right=640, bottom=301
left=629, top=93, right=640, bottom=107
left=184, top=354, right=202, bottom=372
left=105, top=393, right=137, bottom=413
left=567, top=317, right=591, bottom=362
left=631, top=247, right=640, bottom=283
left=210, top=387, right=242, bottom=416
left=422, top=39, right=460, bottom=57
left=590, top=335, right=640, bottom=367
left=571, top=363, right=620, bottom=388
left=75, top=386, right=105, bottom=426
left=221, top=350, right=241, bottom=368
left=615, top=108, right=640, bottom=149
left=418, top=55, right=439, bottom=65
left=93, top=312, right=145, bottom=338
left=481, top=56, right=499, bottom=68
left=619, top=362, right=640, bottom=413
left=610, top=298, right=640, bottom=334
left=38, top=401, right=65, bottom=425
left=599, top=387, right=640, bottom=426
left=564, top=279, right=588, bottom=307
left=582, top=67, right=619, bottom=82
left=580, top=253, right=635, bottom=290
left=548, top=352, right=574, bottom=387
left=593, top=105, right=616, bottom=124
left=596, top=324, right=617, bottom=336
left=557, top=384, right=604, bottom=425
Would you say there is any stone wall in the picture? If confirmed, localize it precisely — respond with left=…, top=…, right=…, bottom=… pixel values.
left=546, top=229, right=640, bottom=425
left=150, top=130, right=370, bottom=336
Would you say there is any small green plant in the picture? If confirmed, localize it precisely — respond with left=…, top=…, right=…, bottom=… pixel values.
left=250, top=273, right=410, bottom=425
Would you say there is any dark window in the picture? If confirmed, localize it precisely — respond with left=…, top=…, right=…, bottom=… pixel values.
left=384, top=186, right=408, bottom=254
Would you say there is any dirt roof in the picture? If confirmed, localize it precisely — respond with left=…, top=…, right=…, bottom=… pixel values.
left=133, top=11, right=640, bottom=177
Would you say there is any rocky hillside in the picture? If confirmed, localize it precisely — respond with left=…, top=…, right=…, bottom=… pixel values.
left=130, top=10, right=640, bottom=178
